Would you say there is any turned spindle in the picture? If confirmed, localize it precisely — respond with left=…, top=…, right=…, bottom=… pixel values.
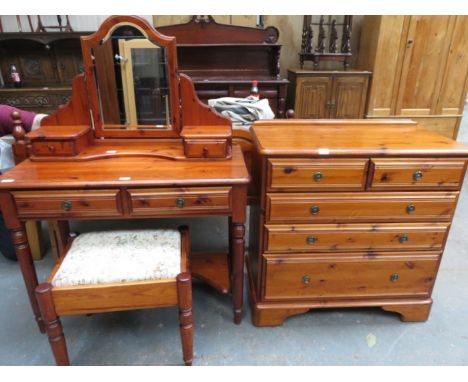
left=11, top=111, right=30, bottom=164
left=11, top=111, right=25, bottom=142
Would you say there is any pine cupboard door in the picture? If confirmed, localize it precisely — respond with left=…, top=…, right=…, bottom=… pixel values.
left=331, top=76, right=369, bottom=118
left=395, top=16, right=454, bottom=117
left=295, top=76, right=332, bottom=118
left=358, top=16, right=406, bottom=117
left=435, top=16, right=468, bottom=117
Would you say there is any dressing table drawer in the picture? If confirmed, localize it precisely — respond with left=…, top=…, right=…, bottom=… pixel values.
left=268, top=158, right=368, bottom=191
left=264, top=223, right=449, bottom=252
left=184, top=139, right=228, bottom=158
left=31, top=141, right=75, bottom=156
left=13, top=190, right=121, bottom=218
left=263, top=252, right=440, bottom=301
left=266, top=192, right=458, bottom=223
left=128, top=187, right=231, bottom=216
left=369, top=158, right=467, bottom=190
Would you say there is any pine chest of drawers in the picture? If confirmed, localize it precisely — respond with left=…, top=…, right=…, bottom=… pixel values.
left=248, top=120, right=468, bottom=326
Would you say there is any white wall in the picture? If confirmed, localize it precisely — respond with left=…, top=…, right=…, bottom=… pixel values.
left=0, top=15, right=153, bottom=32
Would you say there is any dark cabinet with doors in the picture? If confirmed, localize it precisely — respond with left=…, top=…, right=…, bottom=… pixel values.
left=287, top=70, right=370, bottom=119
left=0, top=32, right=86, bottom=114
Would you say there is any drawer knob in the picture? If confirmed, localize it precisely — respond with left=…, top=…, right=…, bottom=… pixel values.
left=390, top=273, right=400, bottom=282
left=313, top=172, right=323, bottom=182
left=413, top=170, right=423, bottom=181
left=406, top=204, right=416, bottom=214
left=61, top=200, right=72, bottom=211
left=302, top=275, right=311, bottom=284
left=310, top=205, right=320, bottom=215
left=175, top=198, right=185, bottom=208
left=399, top=234, right=408, bottom=243
left=48, top=145, right=56, bottom=152
left=306, top=236, right=318, bottom=245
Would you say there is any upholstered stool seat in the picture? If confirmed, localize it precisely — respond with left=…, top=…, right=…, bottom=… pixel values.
left=52, top=229, right=181, bottom=287
left=36, top=226, right=193, bottom=366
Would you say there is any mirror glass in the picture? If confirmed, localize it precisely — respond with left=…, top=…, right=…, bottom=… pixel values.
left=91, top=24, right=172, bottom=130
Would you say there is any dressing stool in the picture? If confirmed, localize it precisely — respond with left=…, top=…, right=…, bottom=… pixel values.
left=35, top=226, right=193, bottom=365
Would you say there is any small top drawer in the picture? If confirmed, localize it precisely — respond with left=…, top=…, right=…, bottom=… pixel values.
left=369, top=158, right=467, bottom=190
left=31, top=141, right=75, bottom=156
left=268, top=158, right=368, bottom=191
left=128, top=187, right=231, bottom=216
left=184, top=139, right=228, bottom=159
left=13, top=190, right=121, bottom=218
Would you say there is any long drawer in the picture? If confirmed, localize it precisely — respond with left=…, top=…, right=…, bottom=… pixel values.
left=13, top=190, right=121, bottom=218
left=128, top=187, right=231, bottom=216
left=263, top=252, right=440, bottom=301
left=369, top=158, right=467, bottom=190
left=268, top=158, right=368, bottom=191
left=264, top=223, right=450, bottom=252
left=266, top=192, right=458, bottom=223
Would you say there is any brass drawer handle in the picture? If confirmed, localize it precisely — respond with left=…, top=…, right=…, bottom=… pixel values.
left=390, top=273, right=399, bottom=282
left=306, top=236, right=317, bottom=245
left=175, top=198, right=185, bottom=208
left=61, top=200, right=72, bottom=211
left=302, top=275, right=311, bottom=284
left=406, top=204, right=416, bottom=214
left=313, top=171, right=323, bottom=182
left=399, top=234, right=408, bottom=243
left=413, top=170, right=423, bottom=181
left=310, top=205, right=320, bottom=215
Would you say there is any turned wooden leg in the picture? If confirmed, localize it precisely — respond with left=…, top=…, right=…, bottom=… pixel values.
left=35, top=283, right=69, bottom=366
left=231, top=222, right=245, bottom=325
left=177, top=273, right=193, bottom=366
left=227, top=217, right=233, bottom=275
left=11, top=225, right=45, bottom=333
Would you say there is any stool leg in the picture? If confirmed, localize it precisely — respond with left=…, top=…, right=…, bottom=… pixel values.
left=35, top=283, right=70, bottom=366
left=176, top=273, right=193, bottom=366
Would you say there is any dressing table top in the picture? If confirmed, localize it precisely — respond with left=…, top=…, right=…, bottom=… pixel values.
left=0, top=145, right=248, bottom=190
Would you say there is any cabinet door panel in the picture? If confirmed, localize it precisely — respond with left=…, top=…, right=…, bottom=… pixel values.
left=396, top=16, right=453, bottom=116
left=295, top=77, right=331, bottom=118
left=332, top=76, right=368, bottom=118
left=358, top=16, right=406, bottom=117
left=436, top=16, right=468, bottom=116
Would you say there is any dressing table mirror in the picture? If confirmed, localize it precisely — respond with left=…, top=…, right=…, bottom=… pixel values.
left=0, top=15, right=249, bottom=336
left=85, top=21, right=178, bottom=133
left=12, top=15, right=233, bottom=159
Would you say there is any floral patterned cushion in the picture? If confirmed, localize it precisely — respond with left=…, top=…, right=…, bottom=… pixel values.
left=52, top=229, right=181, bottom=287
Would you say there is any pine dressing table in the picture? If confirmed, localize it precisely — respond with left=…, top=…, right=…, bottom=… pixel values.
left=0, top=16, right=249, bottom=333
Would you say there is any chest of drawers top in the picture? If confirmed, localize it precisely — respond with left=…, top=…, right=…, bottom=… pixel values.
left=251, top=120, right=468, bottom=158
